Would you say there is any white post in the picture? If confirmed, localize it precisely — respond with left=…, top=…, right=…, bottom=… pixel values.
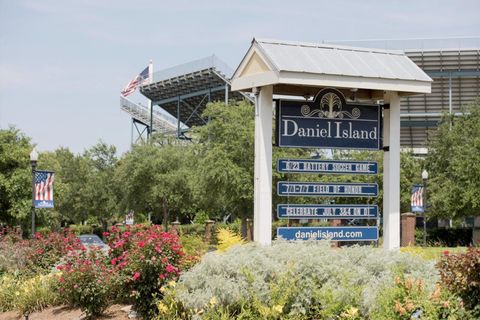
left=254, top=85, right=273, bottom=245
left=383, top=91, right=401, bottom=250
left=148, top=60, right=153, bottom=138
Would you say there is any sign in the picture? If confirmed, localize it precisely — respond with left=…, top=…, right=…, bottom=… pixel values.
left=411, top=185, right=424, bottom=213
left=277, top=204, right=378, bottom=219
left=278, top=182, right=378, bottom=197
left=277, top=89, right=381, bottom=149
left=277, top=159, right=377, bottom=175
left=277, top=226, right=378, bottom=241
left=125, top=212, right=134, bottom=225
left=34, top=170, right=54, bottom=209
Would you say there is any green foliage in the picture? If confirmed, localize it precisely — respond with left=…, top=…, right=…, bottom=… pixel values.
left=192, top=101, right=255, bottom=221
left=13, top=274, right=60, bottom=316
left=426, top=99, right=480, bottom=218
left=0, top=127, right=32, bottom=230
left=115, top=142, right=193, bottom=226
left=166, top=241, right=441, bottom=319
left=437, top=247, right=480, bottom=315
left=193, top=211, right=210, bottom=224
left=0, top=273, right=59, bottom=313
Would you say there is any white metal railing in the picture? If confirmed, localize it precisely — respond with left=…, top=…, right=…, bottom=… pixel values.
left=120, top=96, right=182, bottom=133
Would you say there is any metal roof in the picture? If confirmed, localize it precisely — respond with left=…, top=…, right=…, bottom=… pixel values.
left=231, top=38, right=432, bottom=95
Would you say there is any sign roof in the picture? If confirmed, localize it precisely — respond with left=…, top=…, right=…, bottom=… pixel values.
left=231, top=38, right=432, bottom=95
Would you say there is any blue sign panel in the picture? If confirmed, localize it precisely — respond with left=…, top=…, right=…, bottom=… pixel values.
left=277, top=182, right=378, bottom=197
left=277, top=159, right=377, bottom=175
left=34, top=200, right=54, bottom=209
left=277, top=204, right=378, bottom=219
left=277, top=226, right=378, bottom=241
left=277, top=89, right=381, bottom=150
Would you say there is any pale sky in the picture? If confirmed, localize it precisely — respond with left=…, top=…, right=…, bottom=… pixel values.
left=1, top=0, right=479, bottom=154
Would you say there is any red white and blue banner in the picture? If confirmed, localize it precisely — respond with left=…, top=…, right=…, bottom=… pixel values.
left=34, top=170, right=54, bottom=208
left=411, top=184, right=424, bottom=213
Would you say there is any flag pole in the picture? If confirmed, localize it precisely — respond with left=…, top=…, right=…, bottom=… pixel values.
left=148, top=60, right=153, bottom=141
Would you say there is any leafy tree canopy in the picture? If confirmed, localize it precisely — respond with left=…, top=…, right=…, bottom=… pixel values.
left=426, top=99, right=480, bottom=218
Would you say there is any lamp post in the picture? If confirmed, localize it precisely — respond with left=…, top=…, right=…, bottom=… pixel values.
left=30, top=148, right=38, bottom=238
left=422, top=169, right=428, bottom=246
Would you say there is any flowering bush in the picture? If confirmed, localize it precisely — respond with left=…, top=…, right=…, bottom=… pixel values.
left=0, top=228, right=82, bottom=276
left=25, top=230, right=83, bottom=274
left=437, top=247, right=480, bottom=316
left=105, top=224, right=185, bottom=318
left=56, top=247, right=115, bottom=318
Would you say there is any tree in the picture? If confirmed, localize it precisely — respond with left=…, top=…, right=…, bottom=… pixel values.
left=39, top=147, right=92, bottom=226
left=192, top=101, right=255, bottom=225
left=0, top=127, right=32, bottom=230
left=115, top=142, right=193, bottom=228
left=426, top=99, right=480, bottom=219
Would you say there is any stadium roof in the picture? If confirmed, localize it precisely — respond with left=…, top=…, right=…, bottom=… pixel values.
left=140, top=55, right=248, bottom=128
left=231, top=38, right=432, bottom=96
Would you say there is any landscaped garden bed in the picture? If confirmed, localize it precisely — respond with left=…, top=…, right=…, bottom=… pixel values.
left=1, top=225, right=479, bottom=319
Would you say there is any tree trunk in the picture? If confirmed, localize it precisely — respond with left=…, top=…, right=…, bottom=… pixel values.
left=240, top=216, right=247, bottom=239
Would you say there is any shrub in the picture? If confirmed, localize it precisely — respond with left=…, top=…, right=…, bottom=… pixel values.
left=13, top=274, right=59, bottom=316
left=370, top=274, right=466, bottom=319
left=165, top=241, right=443, bottom=319
left=180, top=234, right=209, bottom=270
left=0, top=273, right=59, bottom=314
left=105, top=224, right=185, bottom=318
left=216, top=227, right=244, bottom=252
left=0, top=273, right=18, bottom=311
left=437, top=247, right=480, bottom=316
left=56, top=247, right=114, bottom=319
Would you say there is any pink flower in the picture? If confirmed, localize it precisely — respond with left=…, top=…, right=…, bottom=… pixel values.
left=102, top=232, right=110, bottom=237
left=73, top=284, right=79, bottom=289
left=59, top=277, right=65, bottom=283
left=159, top=274, right=166, bottom=279
left=165, top=264, right=177, bottom=273
left=138, top=241, right=145, bottom=248
left=443, top=250, right=449, bottom=255
left=133, top=272, right=140, bottom=281
left=111, top=258, right=118, bottom=265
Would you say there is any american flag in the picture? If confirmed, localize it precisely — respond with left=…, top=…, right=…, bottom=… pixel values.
left=35, top=171, right=54, bottom=206
left=411, top=185, right=424, bottom=213
left=121, top=66, right=149, bottom=97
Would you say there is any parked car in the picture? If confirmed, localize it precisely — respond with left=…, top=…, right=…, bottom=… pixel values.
left=78, top=234, right=110, bottom=253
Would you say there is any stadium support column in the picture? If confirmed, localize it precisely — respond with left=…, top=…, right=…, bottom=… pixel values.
left=254, top=85, right=273, bottom=245
left=383, top=91, right=401, bottom=250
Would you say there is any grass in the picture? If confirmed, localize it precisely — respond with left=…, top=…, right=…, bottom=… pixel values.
left=400, top=246, right=467, bottom=260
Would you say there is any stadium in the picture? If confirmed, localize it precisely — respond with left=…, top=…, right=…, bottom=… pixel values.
left=121, top=37, right=480, bottom=152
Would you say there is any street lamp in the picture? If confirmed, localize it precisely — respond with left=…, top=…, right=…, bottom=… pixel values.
left=30, top=148, right=38, bottom=238
left=422, top=169, right=428, bottom=246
